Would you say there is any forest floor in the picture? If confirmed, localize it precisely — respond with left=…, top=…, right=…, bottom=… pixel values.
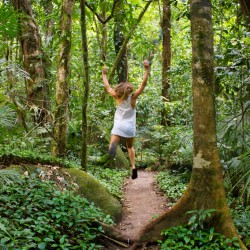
left=2, top=161, right=169, bottom=249
left=106, top=170, right=169, bottom=249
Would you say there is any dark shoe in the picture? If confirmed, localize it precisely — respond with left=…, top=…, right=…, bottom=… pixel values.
left=131, top=169, right=138, bottom=179
left=121, top=144, right=127, bottom=152
left=109, top=142, right=117, bottom=158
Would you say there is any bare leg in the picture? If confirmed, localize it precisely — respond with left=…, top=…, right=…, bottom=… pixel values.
left=126, top=138, right=138, bottom=179
left=127, top=147, right=136, bottom=169
left=109, top=135, right=120, bottom=158
left=126, top=138, right=135, bottom=168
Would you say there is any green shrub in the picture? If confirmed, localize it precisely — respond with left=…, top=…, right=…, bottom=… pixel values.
left=89, top=166, right=129, bottom=199
left=156, top=171, right=188, bottom=203
left=158, top=209, right=241, bottom=250
left=158, top=226, right=241, bottom=250
left=0, top=172, right=111, bottom=249
left=231, top=201, right=250, bottom=248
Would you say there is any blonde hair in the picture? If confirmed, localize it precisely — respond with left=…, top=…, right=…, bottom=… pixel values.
left=114, top=82, right=134, bottom=100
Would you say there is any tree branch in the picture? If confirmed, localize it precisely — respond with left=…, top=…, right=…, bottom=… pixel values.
left=85, top=0, right=120, bottom=24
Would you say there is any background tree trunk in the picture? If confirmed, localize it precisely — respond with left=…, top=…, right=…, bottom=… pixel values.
left=108, top=1, right=152, bottom=83
left=44, top=0, right=54, bottom=48
left=238, top=0, right=250, bottom=14
left=52, top=0, right=75, bottom=157
left=130, top=0, right=246, bottom=249
left=80, top=0, right=89, bottom=171
left=238, top=0, right=250, bottom=30
left=11, top=0, right=50, bottom=124
left=100, top=0, right=107, bottom=63
left=161, top=0, right=171, bottom=126
left=113, top=0, right=128, bottom=83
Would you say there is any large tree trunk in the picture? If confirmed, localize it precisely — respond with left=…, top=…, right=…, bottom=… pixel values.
left=11, top=0, right=50, bottom=124
left=130, top=1, right=246, bottom=249
left=80, top=0, right=89, bottom=171
left=52, top=0, right=75, bottom=157
left=113, top=0, right=128, bottom=83
left=161, top=0, right=171, bottom=126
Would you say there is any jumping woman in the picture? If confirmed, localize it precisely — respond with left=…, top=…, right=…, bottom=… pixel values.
left=102, top=60, right=150, bottom=179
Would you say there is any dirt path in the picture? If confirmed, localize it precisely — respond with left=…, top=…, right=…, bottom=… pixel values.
left=117, top=170, right=168, bottom=243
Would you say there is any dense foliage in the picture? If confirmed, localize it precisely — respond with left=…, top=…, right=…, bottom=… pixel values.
left=89, top=167, right=129, bottom=199
left=0, top=172, right=111, bottom=249
left=156, top=170, right=189, bottom=204
left=0, top=0, right=249, bottom=248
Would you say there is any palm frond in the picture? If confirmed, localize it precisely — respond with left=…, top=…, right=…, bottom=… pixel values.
left=228, top=150, right=250, bottom=202
left=0, top=105, right=16, bottom=128
left=0, top=169, right=21, bottom=187
left=0, top=4, right=19, bottom=39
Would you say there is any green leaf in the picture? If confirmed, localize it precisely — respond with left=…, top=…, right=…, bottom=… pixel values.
left=38, top=242, right=46, bottom=250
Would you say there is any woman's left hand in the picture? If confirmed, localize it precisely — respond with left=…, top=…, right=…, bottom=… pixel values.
left=143, top=60, right=149, bottom=69
left=102, top=66, right=108, bottom=75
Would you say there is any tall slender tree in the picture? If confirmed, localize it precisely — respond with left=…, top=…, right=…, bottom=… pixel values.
left=52, top=0, right=75, bottom=157
left=80, top=0, right=89, bottom=171
left=11, top=0, right=50, bottom=124
left=100, top=0, right=107, bottom=63
left=113, top=0, right=128, bottom=83
left=130, top=0, right=247, bottom=249
left=43, top=0, right=54, bottom=47
left=161, top=0, right=171, bottom=126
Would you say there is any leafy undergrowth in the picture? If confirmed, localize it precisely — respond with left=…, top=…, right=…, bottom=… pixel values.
left=0, top=146, right=78, bottom=169
left=159, top=225, right=241, bottom=250
left=231, top=201, right=250, bottom=248
left=158, top=208, right=241, bottom=250
left=0, top=171, right=113, bottom=250
left=89, top=166, right=129, bottom=200
left=156, top=170, right=190, bottom=205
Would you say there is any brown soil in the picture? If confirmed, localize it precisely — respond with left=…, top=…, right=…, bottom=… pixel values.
left=114, top=170, right=169, bottom=248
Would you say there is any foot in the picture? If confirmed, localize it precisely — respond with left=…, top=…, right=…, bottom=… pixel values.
left=131, top=168, right=138, bottom=179
left=109, top=142, right=117, bottom=158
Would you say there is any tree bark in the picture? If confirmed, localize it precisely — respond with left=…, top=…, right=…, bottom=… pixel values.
left=92, top=0, right=107, bottom=62
left=11, top=0, right=50, bottom=124
left=100, top=0, right=107, bottom=63
left=130, top=1, right=247, bottom=249
left=43, top=0, right=55, bottom=64
left=161, top=0, right=171, bottom=126
left=238, top=0, right=250, bottom=17
left=52, top=0, right=75, bottom=157
left=80, top=0, right=90, bottom=171
left=113, top=0, right=128, bottom=83
left=44, top=0, right=54, bottom=47
left=238, top=0, right=250, bottom=29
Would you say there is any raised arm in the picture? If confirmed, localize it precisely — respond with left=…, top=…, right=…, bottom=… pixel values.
left=133, top=60, right=150, bottom=99
left=102, top=66, right=117, bottom=98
